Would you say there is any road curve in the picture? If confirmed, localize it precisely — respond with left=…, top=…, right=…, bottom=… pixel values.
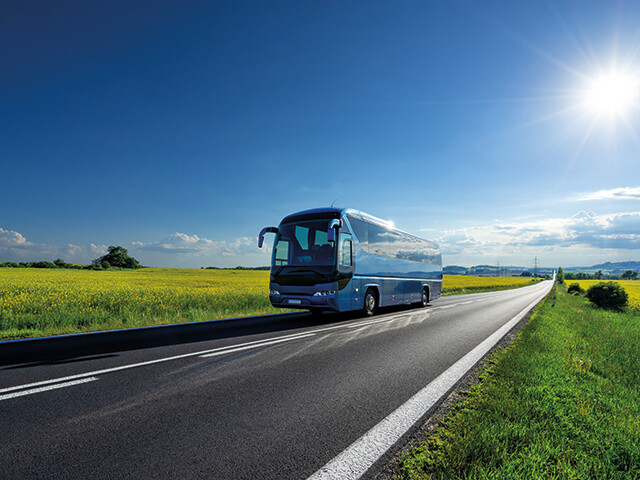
left=0, top=280, right=552, bottom=479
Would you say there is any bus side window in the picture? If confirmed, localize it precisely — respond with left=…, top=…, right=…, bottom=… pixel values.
left=339, top=234, right=353, bottom=267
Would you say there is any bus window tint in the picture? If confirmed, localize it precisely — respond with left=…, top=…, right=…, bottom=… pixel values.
left=339, top=233, right=353, bottom=266
left=348, top=217, right=368, bottom=249
left=275, top=240, right=289, bottom=265
left=295, top=226, right=309, bottom=249
left=314, top=229, right=330, bottom=247
left=368, top=223, right=388, bottom=256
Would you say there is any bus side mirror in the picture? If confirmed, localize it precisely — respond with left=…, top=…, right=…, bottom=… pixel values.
left=258, top=227, right=278, bottom=248
left=327, top=219, right=341, bottom=242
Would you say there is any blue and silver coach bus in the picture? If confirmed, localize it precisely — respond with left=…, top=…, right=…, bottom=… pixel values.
left=258, top=208, right=442, bottom=316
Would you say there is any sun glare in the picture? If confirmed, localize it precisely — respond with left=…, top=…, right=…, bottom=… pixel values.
left=583, top=71, right=638, bottom=117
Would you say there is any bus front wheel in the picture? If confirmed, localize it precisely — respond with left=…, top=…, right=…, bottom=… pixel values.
left=364, top=288, right=378, bottom=316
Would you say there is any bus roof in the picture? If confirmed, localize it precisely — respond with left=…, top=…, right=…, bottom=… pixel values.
left=280, top=207, right=434, bottom=246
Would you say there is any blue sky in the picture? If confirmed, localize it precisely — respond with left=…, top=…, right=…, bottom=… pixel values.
left=2, top=1, right=640, bottom=268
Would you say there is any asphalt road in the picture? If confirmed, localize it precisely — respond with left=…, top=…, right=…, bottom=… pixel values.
left=1, top=281, right=552, bottom=479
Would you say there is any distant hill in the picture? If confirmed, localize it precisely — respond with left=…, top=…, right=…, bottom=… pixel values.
left=444, top=261, right=639, bottom=276
left=587, top=261, right=640, bottom=273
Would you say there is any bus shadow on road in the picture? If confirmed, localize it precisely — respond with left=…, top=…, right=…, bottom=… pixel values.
left=1, top=304, right=433, bottom=369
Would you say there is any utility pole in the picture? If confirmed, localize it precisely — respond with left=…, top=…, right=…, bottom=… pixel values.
left=496, top=261, right=500, bottom=277
left=533, top=256, right=539, bottom=278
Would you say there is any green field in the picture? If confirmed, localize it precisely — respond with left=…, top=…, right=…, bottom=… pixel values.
left=0, top=268, right=542, bottom=340
left=399, top=285, right=640, bottom=479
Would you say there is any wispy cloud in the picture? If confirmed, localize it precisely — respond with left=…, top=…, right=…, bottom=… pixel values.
left=435, top=210, right=640, bottom=259
left=0, top=227, right=107, bottom=262
left=132, top=233, right=271, bottom=258
left=574, top=186, right=640, bottom=201
left=0, top=227, right=271, bottom=267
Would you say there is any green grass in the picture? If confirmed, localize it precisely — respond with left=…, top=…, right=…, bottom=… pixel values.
left=399, top=285, right=640, bottom=479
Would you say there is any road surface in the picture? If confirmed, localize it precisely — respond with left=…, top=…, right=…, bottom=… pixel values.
left=1, top=280, right=551, bottom=479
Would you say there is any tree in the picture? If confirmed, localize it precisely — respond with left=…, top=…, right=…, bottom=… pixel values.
left=557, top=267, right=564, bottom=284
left=621, top=270, right=638, bottom=280
left=94, top=246, right=141, bottom=269
left=594, top=270, right=603, bottom=280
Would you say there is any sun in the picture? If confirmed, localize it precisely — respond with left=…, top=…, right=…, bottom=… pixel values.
left=583, top=70, right=638, bottom=117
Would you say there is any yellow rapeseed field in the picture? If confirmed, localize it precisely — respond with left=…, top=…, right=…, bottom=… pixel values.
left=0, top=268, right=541, bottom=339
left=442, top=274, right=540, bottom=295
left=567, top=280, right=640, bottom=310
left=0, top=268, right=277, bottom=339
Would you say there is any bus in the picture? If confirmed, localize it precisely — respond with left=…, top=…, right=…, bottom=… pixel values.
left=258, top=208, right=442, bottom=316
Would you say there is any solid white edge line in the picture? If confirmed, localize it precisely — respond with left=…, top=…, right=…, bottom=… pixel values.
left=308, top=281, right=552, bottom=480
left=0, top=376, right=98, bottom=401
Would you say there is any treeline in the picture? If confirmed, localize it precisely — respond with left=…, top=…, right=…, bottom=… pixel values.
left=564, top=270, right=638, bottom=280
left=201, top=266, right=270, bottom=270
left=0, top=259, right=91, bottom=269
left=0, top=246, right=142, bottom=271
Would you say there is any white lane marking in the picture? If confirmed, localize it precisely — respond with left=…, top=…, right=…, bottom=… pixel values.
left=199, top=333, right=316, bottom=358
left=432, top=304, right=458, bottom=310
left=308, top=283, right=552, bottom=480
left=346, top=317, right=394, bottom=329
left=0, top=332, right=316, bottom=394
left=0, top=377, right=98, bottom=402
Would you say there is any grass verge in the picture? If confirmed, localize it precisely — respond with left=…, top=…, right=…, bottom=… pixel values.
left=398, top=285, right=640, bottom=479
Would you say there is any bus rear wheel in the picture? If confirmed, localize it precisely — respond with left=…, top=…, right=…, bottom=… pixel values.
left=420, top=287, right=429, bottom=308
left=364, top=288, right=378, bottom=316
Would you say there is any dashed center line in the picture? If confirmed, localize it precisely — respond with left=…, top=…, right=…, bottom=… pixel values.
left=0, top=377, right=98, bottom=401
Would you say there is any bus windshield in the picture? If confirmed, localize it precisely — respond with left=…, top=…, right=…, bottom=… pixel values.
left=273, top=220, right=336, bottom=267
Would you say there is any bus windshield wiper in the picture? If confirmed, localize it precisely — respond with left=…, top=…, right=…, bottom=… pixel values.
left=289, top=269, right=322, bottom=277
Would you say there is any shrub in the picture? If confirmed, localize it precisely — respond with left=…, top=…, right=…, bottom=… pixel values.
left=586, top=282, right=628, bottom=310
left=567, top=282, right=585, bottom=295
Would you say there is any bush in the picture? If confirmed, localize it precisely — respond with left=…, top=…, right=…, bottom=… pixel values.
left=586, top=282, right=628, bottom=310
left=567, top=283, right=585, bottom=295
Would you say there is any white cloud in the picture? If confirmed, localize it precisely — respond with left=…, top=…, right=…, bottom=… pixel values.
left=434, top=210, right=640, bottom=266
left=132, top=233, right=216, bottom=254
left=0, top=226, right=271, bottom=268
left=0, top=227, right=32, bottom=248
left=574, top=186, right=640, bottom=201
left=0, top=227, right=108, bottom=263
left=130, top=232, right=272, bottom=266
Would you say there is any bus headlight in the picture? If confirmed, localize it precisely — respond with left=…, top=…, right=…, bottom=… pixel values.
left=270, top=290, right=280, bottom=295
left=313, top=290, right=335, bottom=297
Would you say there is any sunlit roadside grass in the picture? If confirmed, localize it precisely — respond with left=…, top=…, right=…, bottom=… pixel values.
left=399, top=286, right=640, bottom=479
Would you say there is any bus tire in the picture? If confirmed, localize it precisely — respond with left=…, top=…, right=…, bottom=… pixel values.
left=420, top=287, right=429, bottom=308
left=364, top=288, right=378, bottom=316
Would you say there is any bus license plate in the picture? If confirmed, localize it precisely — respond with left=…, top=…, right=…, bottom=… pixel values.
left=288, top=299, right=301, bottom=305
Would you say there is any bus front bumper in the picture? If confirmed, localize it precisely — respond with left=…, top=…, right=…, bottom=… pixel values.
left=269, top=284, right=339, bottom=311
